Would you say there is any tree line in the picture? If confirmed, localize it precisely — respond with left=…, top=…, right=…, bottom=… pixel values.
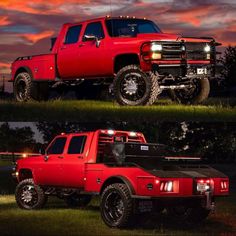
left=1, top=122, right=235, bottom=163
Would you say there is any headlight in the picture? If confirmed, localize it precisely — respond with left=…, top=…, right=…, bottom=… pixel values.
left=204, top=44, right=211, bottom=53
left=151, top=44, right=162, bottom=51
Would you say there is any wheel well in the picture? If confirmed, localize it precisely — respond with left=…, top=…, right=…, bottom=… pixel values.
left=14, top=67, right=33, bottom=80
left=19, top=169, right=33, bottom=181
left=100, top=176, right=135, bottom=195
left=114, top=54, right=140, bottom=74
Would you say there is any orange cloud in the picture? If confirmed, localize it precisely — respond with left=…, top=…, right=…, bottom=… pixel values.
left=0, top=62, right=11, bottom=74
left=0, top=62, right=10, bottom=68
left=21, top=30, right=54, bottom=44
left=0, top=0, right=90, bottom=15
left=0, top=16, right=11, bottom=26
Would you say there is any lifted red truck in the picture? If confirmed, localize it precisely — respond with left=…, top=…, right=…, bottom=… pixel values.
left=11, top=16, right=220, bottom=105
left=13, top=130, right=229, bottom=228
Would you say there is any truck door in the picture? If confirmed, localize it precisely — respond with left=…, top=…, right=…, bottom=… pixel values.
left=36, top=136, right=67, bottom=186
left=60, top=134, right=88, bottom=188
left=57, top=24, right=84, bottom=78
left=77, top=21, right=107, bottom=77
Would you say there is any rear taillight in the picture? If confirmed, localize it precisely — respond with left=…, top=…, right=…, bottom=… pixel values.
left=220, top=180, right=229, bottom=192
left=160, top=181, right=173, bottom=192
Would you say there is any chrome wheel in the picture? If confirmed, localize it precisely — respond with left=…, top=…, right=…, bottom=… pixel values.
left=120, top=73, right=146, bottom=102
left=19, top=184, right=38, bottom=208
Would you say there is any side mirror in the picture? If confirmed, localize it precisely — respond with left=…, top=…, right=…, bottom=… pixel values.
left=83, top=35, right=101, bottom=48
left=84, top=35, right=96, bottom=41
left=44, top=155, right=49, bottom=162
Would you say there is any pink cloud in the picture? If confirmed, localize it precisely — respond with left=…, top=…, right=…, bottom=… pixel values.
left=0, top=16, right=11, bottom=26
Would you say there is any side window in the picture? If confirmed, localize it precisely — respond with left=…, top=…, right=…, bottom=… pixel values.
left=65, top=25, right=82, bottom=44
left=84, top=22, right=105, bottom=39
left=68, top=136, right=87, bottom=154
left=47, top=137, right=67, bottom=155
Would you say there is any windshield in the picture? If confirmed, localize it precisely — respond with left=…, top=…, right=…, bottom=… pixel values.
left=105, top=19, right=162, bottom=37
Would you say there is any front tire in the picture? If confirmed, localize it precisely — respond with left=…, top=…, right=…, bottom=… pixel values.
left=169, top=78, right=210, bottom=104
left=100, top=183, right=134, bottom=228
left=114, top=65, right=160, bottom=106
left=15, top=178, right=47, bottom=210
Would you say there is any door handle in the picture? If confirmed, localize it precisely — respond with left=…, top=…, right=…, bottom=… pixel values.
left=77, top=156, right=83, bottom=159
left=58, top=156, right=64, bottom=159
left=78, top=44, right=85, bottom=48
left=60, top=46, right=67, bottom=50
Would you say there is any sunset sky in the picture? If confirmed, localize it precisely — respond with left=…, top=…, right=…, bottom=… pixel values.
left=0, top=0, right=236, bottom=74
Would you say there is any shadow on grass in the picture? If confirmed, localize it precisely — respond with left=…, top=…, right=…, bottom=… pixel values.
left=132, top=213, right=235, bottom=235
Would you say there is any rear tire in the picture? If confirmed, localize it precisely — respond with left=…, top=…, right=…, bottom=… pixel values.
left=100, top=183, right=134, bottom=228
left=65, top=193, right=92, bottom=208
left=169, top=78, right=210, bottom=104
left=114, top=65, right=160, bottom=106
left=14, top=72, right=49, bottom=102
left=15, top=178, right=47, bottom=210
left=14, top=73, right=34, bottom=102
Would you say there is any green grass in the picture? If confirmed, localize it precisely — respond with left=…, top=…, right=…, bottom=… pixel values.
left=0, top=194, right=235, bottom=236
left=0, top=98, right=236, bottom=122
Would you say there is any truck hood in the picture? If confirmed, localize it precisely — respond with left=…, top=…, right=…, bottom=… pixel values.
left=136, top=33, right=214, bottom=44
left=137, top=33, right=180, bottom=42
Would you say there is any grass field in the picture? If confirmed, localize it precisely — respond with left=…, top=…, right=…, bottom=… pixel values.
left=0, top=194, right=235, bottom=236
left=0, top=98, right=236, bottom=122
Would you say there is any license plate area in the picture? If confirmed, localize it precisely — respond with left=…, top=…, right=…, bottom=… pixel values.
left=197, top=68, right=207, bottom=75
left=197, top=183, right=208, bottom=192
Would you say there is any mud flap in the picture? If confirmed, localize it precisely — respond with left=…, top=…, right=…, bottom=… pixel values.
left=205, top=191, right=215, bottom=212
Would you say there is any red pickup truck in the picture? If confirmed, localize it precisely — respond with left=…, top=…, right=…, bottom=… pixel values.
left=13, top=130, right=229, bottom=228
left=11, top=16, right=220, bottom=105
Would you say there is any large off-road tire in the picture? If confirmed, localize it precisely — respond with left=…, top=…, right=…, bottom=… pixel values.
left=169, top=78, right=210, bottom=104
left=114, top=65, right=160, bottom=106
left=15, top=178, right=47, bottom=210
left=100, top=183, right=134, bottom=228
left=14, top=72, right=49, bottom=102
left=14, top=73, right=34, bottom=102
left=65, top=193, right=92, bottom=208
left=167, top=204, right=211, bottom=224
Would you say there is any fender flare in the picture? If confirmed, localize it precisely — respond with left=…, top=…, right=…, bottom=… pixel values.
left=14, top=66, right=34, bottom=80
left=100, top=175, right=135, bottom=195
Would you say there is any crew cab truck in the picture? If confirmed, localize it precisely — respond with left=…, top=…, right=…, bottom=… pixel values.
left=11, top=16, right=220, bottom=106
left=13, top=130, right=229, bottom=228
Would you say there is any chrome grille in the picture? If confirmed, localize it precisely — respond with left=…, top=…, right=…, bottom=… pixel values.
left=185, top=42, right=214, bottom=60
left=161, top=42, right=184, bottom=60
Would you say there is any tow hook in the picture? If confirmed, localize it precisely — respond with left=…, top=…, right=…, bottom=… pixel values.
left=205, top=191, right=215, bottom=212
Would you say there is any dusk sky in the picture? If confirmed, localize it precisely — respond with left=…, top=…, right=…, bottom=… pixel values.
left=0, top=0, right=236, bottom=75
